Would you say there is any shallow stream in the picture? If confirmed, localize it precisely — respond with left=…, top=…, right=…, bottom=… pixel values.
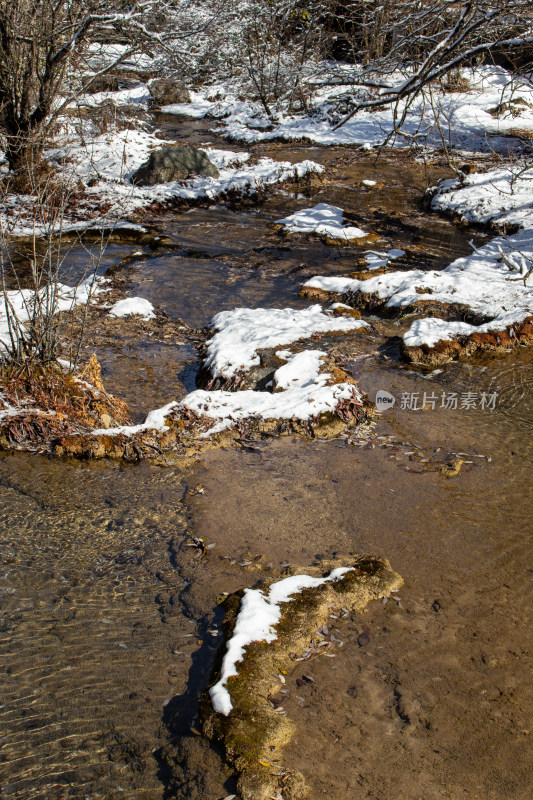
left=1, top=121, right=531, bottom=799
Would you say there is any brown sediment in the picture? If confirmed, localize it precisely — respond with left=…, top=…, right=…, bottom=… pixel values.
left=327, top=305, right=362, bottom=319
left=55, top=387, right=373, bottom=463
left=298, top=285, right=340, bottom=303
left=319, top=232, right=380, bottom=248
left=348, top=265, right=389, bottom=279
left=402, top=315, right=533, bottom=366
left=320, top=356, right=359, bottom=387
left=200, top=556, right=403, bottom=800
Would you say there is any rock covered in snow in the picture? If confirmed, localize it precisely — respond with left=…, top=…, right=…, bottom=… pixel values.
left=276, top=203, right=368, bottom=241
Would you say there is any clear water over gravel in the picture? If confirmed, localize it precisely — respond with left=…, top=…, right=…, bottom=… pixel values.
left=1, top=127, right=531, bottom=799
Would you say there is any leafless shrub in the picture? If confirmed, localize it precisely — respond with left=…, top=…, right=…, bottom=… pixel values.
left=0, top=1, right=219, bottom=188
left=326, top=1, right=533, bottom=130
left=0, top=168, right=108, bottom=367
left=237, top=1, right=327, bottom=116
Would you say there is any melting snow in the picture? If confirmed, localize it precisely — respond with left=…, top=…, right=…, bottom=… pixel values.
left=108, top=297, right=155, bottom=320
left=276, top=203, right=367, bottom=240
left=182, top=349, right=362, bottom=436
left=304, top=229, right=533, bottom=348
left=209, top=568, right=355, bottom=716
left=363, top=249, right=405, bottom=270
left=203, top=305, right=368, bottom=378
left=92, top=349, right=363, bottom=439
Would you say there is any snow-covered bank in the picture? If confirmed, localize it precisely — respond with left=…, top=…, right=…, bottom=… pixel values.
left=303, top=229, right=533, bottom=354
left=83, top=300, right=370, bottom=444
left=431, top=166, right=533, bottom=230
left=1, top=127, right=324, bottom=237
left=181, top=349, right=363, bottom=436
left=0, top=276, right=107, bottom=355
left=76, top=83, right=152, bottom=110
left=163, top=66, right=533, bottom=154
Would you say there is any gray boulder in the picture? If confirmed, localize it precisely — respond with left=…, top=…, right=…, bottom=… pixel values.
left=149, top=79, right=191, bottom=106
left=131, top=146, right=220, bottom=186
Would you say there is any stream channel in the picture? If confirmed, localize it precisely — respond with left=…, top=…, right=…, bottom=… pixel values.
left=1, top=117, right=532, bottom=800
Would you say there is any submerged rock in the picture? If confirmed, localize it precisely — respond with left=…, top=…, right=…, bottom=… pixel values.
left=131, top=145, right=219, bottom=186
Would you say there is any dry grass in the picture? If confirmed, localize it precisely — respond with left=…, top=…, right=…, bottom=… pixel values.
left=0, top=356, right=130, bottom=451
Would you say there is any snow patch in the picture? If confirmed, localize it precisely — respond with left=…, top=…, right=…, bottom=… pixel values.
left=272, top=350, right=325, bottom=390
left=203, top=305, right=368, bottom=379
left=363, top=248, right=405, bottom=270
left=403, top=317, right=480, bottom=348
left=209, top=568, right=355, bottom=716
left=108, top=297, right=155, bottom=320
left=91, top=401, right=179, bottom=437
left=276, top=203, right=367, bottom=240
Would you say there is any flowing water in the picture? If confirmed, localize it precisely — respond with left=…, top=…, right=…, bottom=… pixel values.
left=1, top=123, right=531, bottom=799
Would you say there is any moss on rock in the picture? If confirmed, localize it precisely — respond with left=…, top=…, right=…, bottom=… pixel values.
left=200, top=556, right=403, bottom=800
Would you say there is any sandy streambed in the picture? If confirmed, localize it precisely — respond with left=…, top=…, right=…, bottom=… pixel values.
left=1, top=137, right=532, bottom=799
left=174, top=363, right=532, bottom=799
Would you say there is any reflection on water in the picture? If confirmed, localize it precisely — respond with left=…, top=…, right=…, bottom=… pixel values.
left=3, top=242, right=150, bottom=291
left=125, top=252, right=309, bottom=329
